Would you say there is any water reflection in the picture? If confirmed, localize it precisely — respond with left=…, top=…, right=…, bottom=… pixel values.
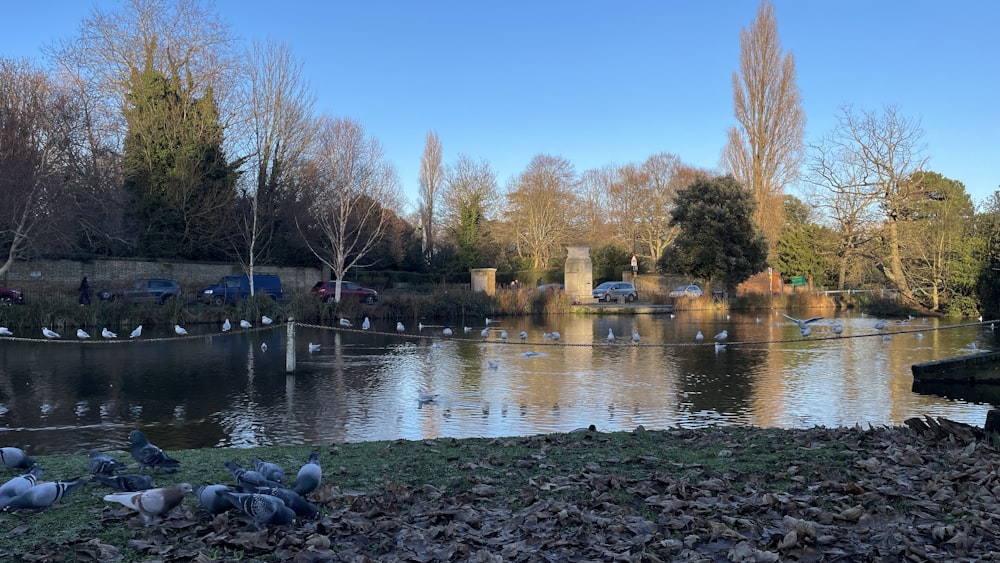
left=0, top=312, right=996, bottom=455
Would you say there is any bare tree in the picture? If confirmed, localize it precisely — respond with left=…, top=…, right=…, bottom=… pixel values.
left=503, top=155, right=581, bottom=269
left=0, top=58, right=82, bottom=276
left=232, top=38, right=317, bottom=293
left=417, top=131, right=443, bottom=263
left=300, top=116, right=402, bottom=303
left=577, top=166, right=614, bottom=247
left=722, top=0, right=805, bottom=261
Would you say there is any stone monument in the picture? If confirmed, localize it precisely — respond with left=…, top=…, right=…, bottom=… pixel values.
left=564, top=246, right=593, bottom=303
left=470, top=268, right=497, bottom=296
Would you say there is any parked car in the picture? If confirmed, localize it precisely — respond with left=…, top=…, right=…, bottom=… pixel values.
left=312, top=281, right=378, bottom=303
left=0, top=285, right=25, bottom=305
left=592, top=281, right=638, bottom=302
left=199, top=274, right=283, bottom=305
left=98, top=278, right=182, bottom=304
left=537, top=283, right=565, bottom=293
left=669, top=284, right=703, bottom=298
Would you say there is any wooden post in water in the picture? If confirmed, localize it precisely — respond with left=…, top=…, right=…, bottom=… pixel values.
left=286, top=318, right=296, bottom=373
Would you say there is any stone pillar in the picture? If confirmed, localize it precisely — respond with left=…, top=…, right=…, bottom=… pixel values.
left=470, top=268, right=497, bottom=296
left=564, top=246, right=593, bottom=303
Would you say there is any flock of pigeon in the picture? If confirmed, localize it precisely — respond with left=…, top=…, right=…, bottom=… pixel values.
left=0, top=429, right=322, bottom=530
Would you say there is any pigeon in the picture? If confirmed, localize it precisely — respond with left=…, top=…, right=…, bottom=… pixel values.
left=224, top=461, right=282, bottom=490
left=88, top=451, right=127, bottom=475
left=0, top=327, right=12, bottom=336
left=443, top=327, right=453, bottom=336
left=129, top=429, right=181, bottom=472
left=0, top=447, right=36, bottom=470
left=217, top=489, right=295, bottom=528
left=293, top=452, right=322, bottom=496
left=42, top=327, right=60, bottom=339
left=607, top=329, right=615, bottom=342
left=781, top=313, right=824, bottom=329
left=339, top=318, right=353, bottom=328
left=91, top=473, right=154, bottom=492
left=173, top=325, right=188, bottom=336
left=240, top=485, right=318, bottom=518
left=222, top=319, right=231, bottom=332
left=519, top=331, right=528, bottom=340
left=130, top=325, right=142, bottom=338
left=101, top=327, right=117, bottom=339
left=362, top=317, right=371, bottom=330
left=260, top=342, right=267, bottom=352
left=5, top=478, right=89, bottom=510
left=252, top=458, right=285, bottom=483
left=695, top=331, right=704, bottom=341
left=396, top=322, right=405, bottom=331
left=308, top=343, right=321, bottom=353
left=714, top=330, right=728, bottom=341
left=103, top=483, right=192, bottom=526
left=240, top=320, right=252, bottom=329
left=261, top=315, right=274, bottom=325
left=0, top=467, right=44, bottom=509
left=195, top=484, right=234, bottom=514
left=77, top=328, right=91, bottom=339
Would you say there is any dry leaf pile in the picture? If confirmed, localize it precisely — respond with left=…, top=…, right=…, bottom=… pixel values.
left=9, top=417, right=1000, bottom=562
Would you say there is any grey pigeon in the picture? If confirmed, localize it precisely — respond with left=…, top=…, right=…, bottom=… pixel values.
left=88, top=450, right=127, bottom=475
left=195, top=484, right=234, bottom=515
left=129, top=430, right=181, bottom=472
left=0, top=447, right=36, bottom=470
left=224, top=460, right=282, bottom=490
left=4, top=478, right=89, bottom=511
left=293, top=452, right=322, bottom=495
left=252, top=457, right=285, bottom=483
left=0, top=467, right=44, bottom=509
left=103, top=482, right=192, bottom=526
left=239, top=485, right=318, bottom=518
left=91, top=473, right=154, bottom=492
left=217, top=489, right=295, bottom=529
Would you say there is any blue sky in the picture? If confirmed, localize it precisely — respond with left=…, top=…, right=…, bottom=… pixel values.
left=3, top=1, right=998, bottom=211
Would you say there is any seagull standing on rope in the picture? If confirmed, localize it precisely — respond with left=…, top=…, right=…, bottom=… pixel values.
left=362, top=317, right=371, bottom=330
left=42, top=327, right=60, bottom=339
left=222, top=319, right=231, bottom=332
left=130, top=325, right=142, bottom=339
left=101, top=328, right=117, bottom=339
left=174, top=325, right=188, bottom=336
left=77, top=328, right=91, bottom=339
left=261, top=315, right=273, bottom=326
left=339, top=318, right=353, bottom=328
left=240, top=320, right=252, bottom=329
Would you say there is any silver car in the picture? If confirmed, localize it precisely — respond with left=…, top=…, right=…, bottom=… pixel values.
left=669, top=285, right=703, bottom=298
left=592, top=281, right=638, bottom=302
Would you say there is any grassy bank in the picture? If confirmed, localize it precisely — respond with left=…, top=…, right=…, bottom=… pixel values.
left=1, top=422, right=998, bottom=561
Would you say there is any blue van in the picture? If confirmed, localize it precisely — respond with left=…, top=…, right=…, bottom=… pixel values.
left=199, top=274, right=282, bottom=305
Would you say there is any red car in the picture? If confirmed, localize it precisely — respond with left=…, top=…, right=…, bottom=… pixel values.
left=0, top=286, right=25, bottom=305
left=311, top=281, right=378, bottom=303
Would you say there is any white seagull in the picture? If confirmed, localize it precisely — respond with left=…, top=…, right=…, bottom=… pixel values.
left=715, top=342, right=727, bottom=353
left=396, top=322, right=405, bottom=331
left=714, top=330, right=728, bottom=341
left=487, top=360, right=499, bottom=370
left=174, top=325, right=188, bottom=336
left=519, top=331, right=528, bottom=340
left=339, top=318, right=353, bottom=328
left=443, top=327, right=453, bottom=336
left=781, top=313, right=824, bottom=329
left=551, top=332, right=560, bottom=340
left=418, top=392, right=439, bottom=404
left=0, top=327, right=13, bottom=336
left=485, top=318, right=492, bottom=325
left=362, top=317, right=371, bottom=330
left=607, top=328, right=615, bottom=342
left=873, top=319, right=888, bottom=331
left=481, top=327, right=490, bottom=338
left=832, top=323, right=843, bottom=336
left=695, top=331, right=704, bottom=341
left=261, top=315, right=273, bottom=326
left=240, top=320, right=252, bottom=329
left=77, top=328, right=91, bottom=339
left=42, top=327, right=60, bottom=339
left=500, top=330, right=508, bottom=340
left=799, top=326, right=812, bottom=338
left=102, top=328, right=117, bottom=339
left=308, top=343, right=321, bottom=353
left=632, top=331, right=640, bottom=343
left=260, top=342, right=267, bottom=352
left=222, top=319, right=231, bottom=332
left=130, top=325, right=142, bottom=339
left=418, top=322, right=425, bottom=331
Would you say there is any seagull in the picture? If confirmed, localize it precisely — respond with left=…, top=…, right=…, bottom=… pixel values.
left=695, top=331, right=704, bottom=341
left=77, top=328, right=91, bottom=339
left=873, top=319, right=888, bottom=331
left=799, top=326, right=812, bottom=337
left=260, top=342, right=267, bottom=352
left=443, top=327, right=453, bottom=336
left=543, top=332, right=552, bottom=339
left=362, top=317, right=371, bottom=330
left=915, top=333, right=924, bottom=340
left=463, top=326, right=472, bottom=333
left=0, top=327, right=13, bottom=336
left=782, top=313, right=823, bottom=329
left=240, top=320, right=252, bottom=329
left=481, top=328, right=490, bottom=338
left=42, top=327, right=60, bottom=339
left=339, top=318, right=353, bottom=328
left=883, top=334, right=892, bottom=342
left=396, top=322, right=405, bottom=331
left=418, top=392, right=439, bottom=404
left=129, top=325, right=142, bottom=339
left=632, top=331, right=640, bottom=343
left=487, top=360, right=499, bottom=370
left=222, top=319, right=231, bottom=332
left=308, top=343, right=321, bottom=353
left=832, top=323, right=843, bottom=337
left=715, top=342, right=726, bottom=353
left=500, top=330, right=508, bottom=340
left=261, top=315, right=273, bottom=326
left=418, top=322, right=425, bottom=331
left=519, top=330, right=528, bottom=340
left=714, top=330, right=728, bottom=341
left=485, top=318, right=492, bottom=325
left=174, top=325, right=188, bottom=336
left=607, top=329, right=615, bottom=342
left=101, top=327, right=117, bottom=339
left=551, top=332, right=560, bottom=340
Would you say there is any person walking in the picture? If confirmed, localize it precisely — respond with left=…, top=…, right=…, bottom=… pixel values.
left=78, top=276, right=91, bottom=305
left=630, top=254, right=638, bottom=276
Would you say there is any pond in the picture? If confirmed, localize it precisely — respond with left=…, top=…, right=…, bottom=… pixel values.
left=0, top=311, right=995, bottom=455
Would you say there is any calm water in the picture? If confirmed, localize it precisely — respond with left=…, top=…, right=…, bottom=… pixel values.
left=0, top=311, right=996, bottom=455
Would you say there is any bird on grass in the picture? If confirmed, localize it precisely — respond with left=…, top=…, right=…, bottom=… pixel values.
left=239, top=484, right=317, bottom=518
left=0, top=327, right=12, bottom=336
left=77, top=328, right=91, bottom=339
left=222, top=319, right=231, bottom=332
left=0, top=467, right=44, bottom=509
left=91, top=473, right=154, bottom=493
left=129, top=429, right=181, bottom=472
left=5, top=477, right=90, bottom=511
left=0, top=447, right=36, bottom=470
left=129, top=325, right=142, bottom=339
left=195, top=484, right=234, bottom=515
left=240, top=320, right=252, bottom=329
left=42, top=327, right=60, bottom=339
left=173, top=325, right=188, bottom=336
left=293, top=452, right=322, bottom=496
left=252, top=458, right=285, bottom=483
left=216, top=489, right=295, bottom=529
left=88, top=451, right=127, bottom=476
left=101, top=327, right=117, bottom=339
left=224, top=460, right=282, bottom=490
left=103, top=483, right=192, bottom=526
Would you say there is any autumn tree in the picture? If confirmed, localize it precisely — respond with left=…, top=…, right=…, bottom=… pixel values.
left=722, top=1, right=805, bottom=262
left=503, top=155, right=581, bottom=269
left=417, top=131, right=443, bottom=264
left=440, top=155, right=500, bottom=272
left=299, top=116, right=402, bottom=303
left=658, top=175, right=768, bottom=293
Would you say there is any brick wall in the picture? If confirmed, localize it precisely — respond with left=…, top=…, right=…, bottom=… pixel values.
left=0, top=259, right=321, bottom=301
